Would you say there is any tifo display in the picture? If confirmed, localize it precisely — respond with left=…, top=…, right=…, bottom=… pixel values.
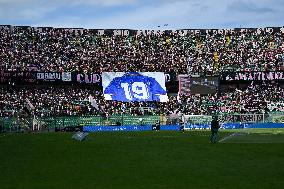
left=102, top=72, right=168, bottom=102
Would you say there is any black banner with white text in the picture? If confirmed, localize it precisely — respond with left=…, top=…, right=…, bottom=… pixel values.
left=221, top=72, right=284, bottom=81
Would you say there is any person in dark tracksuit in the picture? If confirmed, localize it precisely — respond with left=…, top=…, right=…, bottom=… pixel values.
left=179, top=117, right=185, bottom=132
left=210, top=116, right=220, bottom=143
left=152, top=120, right=160, bottom=131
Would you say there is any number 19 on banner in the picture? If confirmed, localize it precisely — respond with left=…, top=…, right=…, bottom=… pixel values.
left=121, top=82, right=149, bottom=100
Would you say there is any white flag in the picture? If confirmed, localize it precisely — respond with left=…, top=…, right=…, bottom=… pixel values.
left=26, top=98, right=35, bottom=110
left=169, top=108, right=179, bottom=120
left=235, top=88, right=243, bottom=93
left=89, top=95, right=99, bottom=111
left=177, top=92, right=181, bottom=103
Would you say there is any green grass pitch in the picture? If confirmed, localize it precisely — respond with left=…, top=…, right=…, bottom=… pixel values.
left=1, top=130, right=284, bottom=189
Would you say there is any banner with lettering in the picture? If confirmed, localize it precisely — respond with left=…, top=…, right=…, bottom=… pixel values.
left=36, top=72, right=72, bottom=82
left=0, top=71, right=36, bottom=84
left=190, top=76, right=219, bottom=94
left=2, top=25, right=283, bottom=38
left=221, top=72, right=284, bottom=81
left=74, top=73, right=101, bottom=84
left=178, top=75, right=191, bottom=95
left=102, top=72, right=168, bottom=102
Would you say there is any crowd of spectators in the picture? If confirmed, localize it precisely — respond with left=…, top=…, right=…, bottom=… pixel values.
left=1, top=82, right=283, bottom=118
left=1, top=25, right=284, bottom=119
left=0, top=26, right=284, bottom=74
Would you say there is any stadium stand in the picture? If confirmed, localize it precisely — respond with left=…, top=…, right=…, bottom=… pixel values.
left=0, top=25, right=284, bottom=127
left=1, top=81, right=284, bottom=117
left=1, top=26, right=283, bottom=73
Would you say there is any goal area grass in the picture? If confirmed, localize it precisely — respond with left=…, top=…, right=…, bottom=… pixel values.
left=0, top=129, right=284, bottom=189
left=219, top=128, right=284, bottom=143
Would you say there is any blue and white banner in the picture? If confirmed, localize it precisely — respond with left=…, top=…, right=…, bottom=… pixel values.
left=102, top=72, right=168, bottom=102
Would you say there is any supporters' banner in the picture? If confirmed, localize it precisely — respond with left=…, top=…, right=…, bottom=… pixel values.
left=75, top=73, right=101, bottom=84
left=178, top=75, right=191, bottom=95
left=4, top=25, right=284, bottom=36
left=0, top=71, right=73, bottom=84
left=0, top=71, right=37, bottom=84
left=0, top=71, right=175, bottom=85
left=272, top=115, right=284, bottom=123
left=102, top=72, right=168, bottom=102
left=88, top=27, right=284, bottom=36
left=222, top=72, right=284, bottom=81
left=190, top=76, right=219, bottom=94
left=36, top=72, right=72, bottom=82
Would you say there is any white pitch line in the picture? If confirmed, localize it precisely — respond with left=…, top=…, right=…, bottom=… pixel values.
left=219, top=132, right=238, bottom=143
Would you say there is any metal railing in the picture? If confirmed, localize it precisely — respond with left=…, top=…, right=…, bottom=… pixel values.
left=1, top=112, right=284, bottom=133
left=0, top=115, right=161, bottom=132
left=183, top=113, right=284, bottom=125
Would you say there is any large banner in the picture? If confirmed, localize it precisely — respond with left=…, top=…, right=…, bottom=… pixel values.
left=0, top=71, right=176, bottom=85
left=74, top=73, right=101, bottom=84
left=178, top=75, right=191, bottom=95
left=2, top=25, right=284, bottom=36
left=0, top=71, right=72, bottom=84
left=0, top=71, right=37, bottom=84
left=190, top=76, right=219, bottom=94
left=102, top=72, right=168, bottom=102
left=221, top=71, right=284, bottom=81
left=36, top=72, right=72, bottom=82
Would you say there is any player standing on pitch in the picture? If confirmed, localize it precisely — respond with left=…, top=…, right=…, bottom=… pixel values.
left=210, top=116, right=220, bottom=143
left=179, top=113, right=185, bottom=132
